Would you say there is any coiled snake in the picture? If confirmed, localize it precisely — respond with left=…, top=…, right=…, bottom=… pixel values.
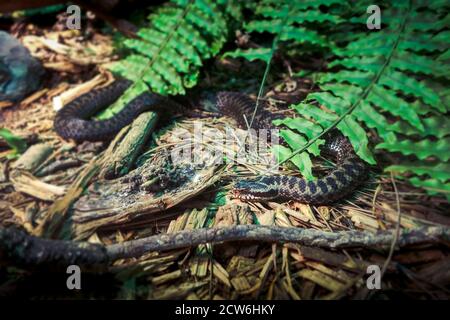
left=54, top=79, right=368, bottom=204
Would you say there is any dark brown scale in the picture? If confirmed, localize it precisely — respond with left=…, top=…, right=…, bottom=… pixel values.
left=216, top=91, right=284, bottom=129
left=53, top=80, right=368, bottom=204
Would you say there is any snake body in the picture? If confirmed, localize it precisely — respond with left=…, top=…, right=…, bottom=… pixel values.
left=54, top=80, right=368, bottom=204
left=54, top=79, right=183, bottom=142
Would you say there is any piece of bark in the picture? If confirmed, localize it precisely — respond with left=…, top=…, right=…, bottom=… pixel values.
left=35, top=159, right=83, bottom=177
left=10, top=171, right=66, bottom=201
left=12, top=143, right=53, bottom=172
left=99, top=111, right=159, bottom=179
left=72, top=162, right=225, bottom=239
left=36, top=157, right=100, bottom=239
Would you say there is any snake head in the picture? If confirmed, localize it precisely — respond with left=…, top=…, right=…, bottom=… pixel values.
left=231, top=178, right=279, bottom=201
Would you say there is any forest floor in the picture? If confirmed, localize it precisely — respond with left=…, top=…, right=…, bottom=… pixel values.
left=0, top=13, right=449, bottom=299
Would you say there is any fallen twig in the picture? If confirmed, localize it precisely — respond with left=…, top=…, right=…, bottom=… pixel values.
left=0, top=226, right=108, bottom=272
left=1, top=225, right=448, bottom=272
left=107, top=225, right=449, bottom=260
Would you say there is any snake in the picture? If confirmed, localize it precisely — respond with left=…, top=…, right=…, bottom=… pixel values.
left=54, top=79, right=368, bottom=204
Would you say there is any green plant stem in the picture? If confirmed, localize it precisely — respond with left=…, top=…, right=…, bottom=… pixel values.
left=247, top=4, right=290, bottom=130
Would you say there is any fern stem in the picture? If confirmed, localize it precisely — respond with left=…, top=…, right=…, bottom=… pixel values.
left=271, top=0, right=412, bottom=171
left=247, top=3, right=290, bottom=130
left=130, top=0, right=195, bottom=92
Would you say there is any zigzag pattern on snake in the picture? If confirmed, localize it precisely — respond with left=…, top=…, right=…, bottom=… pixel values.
left=54, top=79, right=368, bottom=204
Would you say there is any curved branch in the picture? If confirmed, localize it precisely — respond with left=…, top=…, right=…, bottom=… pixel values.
left=1, top=225, right=448, bottom=270
left=107, top=225, right=449, bottom=260
left=0, top=227, right=108, bottom=272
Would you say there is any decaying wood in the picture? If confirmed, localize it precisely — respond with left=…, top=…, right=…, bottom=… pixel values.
left=10, top=171, right=66, bottom=201
left=36, top=157, right=101, bottom=238
left=1, top=225, right=448, bottom=271
left=12, top=143, right=53, bottom=172
left=71, top=160, right=226, bottom=239
left=36, top=159, right=83, bottom=177
left=99, top=111, right=159, bottom=179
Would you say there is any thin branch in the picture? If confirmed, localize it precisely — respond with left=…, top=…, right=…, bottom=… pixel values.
left=381, top=172, right=402, bottom=277
left=107, top=225, right=449, bottom=260
left=0, top=227, right=108, bottom=272
left=1, top=225, right=448, bottom=271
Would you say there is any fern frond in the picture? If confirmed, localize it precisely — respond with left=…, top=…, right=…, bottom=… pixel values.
left=408, top=177, right=450, bottom=201
left=223, top=48, right=272, bottom=62
left=386, top=162, right=450, bottom=182
left=228, top=0, right=449, bottom=201
left=390, top=116, right=450, bottom=138
left=299, top=0, right=449, bottom=199
left=377, top=137, right=450, bottom=162
left=272, top=144, right=314, bottom=181
left=304, top=0, right=449, bottom=200
left=108, top=0, right=233, bottom=96
left=223, top=0, right=343, bottom=62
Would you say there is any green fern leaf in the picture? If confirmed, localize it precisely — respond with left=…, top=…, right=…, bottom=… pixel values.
left=408, top=177, right=450, bottom=201
left=223, top=48, right=272, bottom=62
left=108, top=0, right=233, bottom=96
left=390, top=116, right=450, bottom=139
left=386, top=162, right=450, bottom=183
left=379, top=69, right=446, bottom=111
left=367, top=85, right=425, bottom=131
left=274, top=0, right=448, bottom=200
left=272, top=144, right=314, bottom=181
left=377, top=137, right=450, bottom=162
left=222, top=0, right=449, bottom=200
left=278, top=127, right=323, bottom=156
left=391, top=51, right=450, bottom=80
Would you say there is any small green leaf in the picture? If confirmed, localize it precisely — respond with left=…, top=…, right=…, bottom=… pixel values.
left=408, top=177, right=450, bottom=201
left=0, top=128, right=27, bottom=157
left=386, top=162, right=450, bottom=183
left=279, top=128, right=321, bottom=157
left=272, top=144, right=314, bottom=180
left=223, top=48, right=272, bottom=63
left=377, top=137, right=450, bottom=162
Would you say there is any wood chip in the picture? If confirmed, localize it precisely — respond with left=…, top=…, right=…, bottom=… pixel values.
left=296, top=269, right=346, bottom=292
left=10, top=171, right=66, bottom=201
left=152, top=270, right=182, bottom=286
